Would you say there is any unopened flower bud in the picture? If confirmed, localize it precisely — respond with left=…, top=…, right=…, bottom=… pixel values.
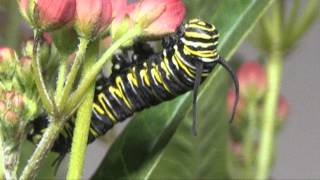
left=237, top=61, right=267, bottom=100
left=19, top=56, right=32, bottom=69
left=21, top=34, right=51, bottom=62
left=19, top=0, right=36, bottom=26
left=75, top=0, right=112, bottom=39
left=4, top=91, right=15, bottom=99
left=0, top=47, right=15, bottom=62
left=0, top=47, right=17, bottom=76
left=129, top=0, right=186, bottom=36
left=110, top=0, right=133, bottom=40
left=19, top=0, right=76, bottom=31
left=12, top=93, right=25, bottom=110
left=21, top=39, right=34, bottom=57
left=111, top=0, right=127, bottom=19
left=4, top=111, right=18, bottom=125
left=4, top=91, right=24, bottom=111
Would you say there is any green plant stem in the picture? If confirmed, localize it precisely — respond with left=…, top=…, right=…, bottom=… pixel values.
left=1, top=122, right=28, bottom=180
left=256, top=50, right=283, bottom=179
left=55, top=55, right=68, bottom=100
left=243, top=99, right=257, bottom=179
left=32, top=31, right=54, bottom=114
left=2, top=140, right=19, bottom=180
left=66, top=42, right=98, bottom=179
left=64, top=26, right=141, bottom=115
left=19, top=118, right=65, bottom=180
left=58, top=38, right=89, bottom=109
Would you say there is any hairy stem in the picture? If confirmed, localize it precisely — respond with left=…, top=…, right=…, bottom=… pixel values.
left=66, top=42, right=98, bottom=179
left=58, top=38, right=89, bottom=109
left=19, top=118, right=65, bottom=180
left=256, top=50, right=283, bottom=179
left=55, top=55, right=68, bottom=100
left=2, top=141, right=19, bottom=180
left=1, top=122, right=28, bottom=180
left=64, top=26, right=141, bottom=115
left=243, top=99, right=258, bottom=179
left=32, top=31, right=54, bottom=114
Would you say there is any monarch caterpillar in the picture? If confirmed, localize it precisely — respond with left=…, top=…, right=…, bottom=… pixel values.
left=28, top=19, right=239, bottom=156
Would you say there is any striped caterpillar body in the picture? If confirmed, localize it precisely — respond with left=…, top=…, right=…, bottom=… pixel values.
left=28, top=18, right=239, bottom=155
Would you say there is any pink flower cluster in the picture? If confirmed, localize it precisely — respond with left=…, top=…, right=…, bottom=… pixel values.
left=227, top=61, right=289, bottom=121
left=19, top=0, right=186, bottom=39
left=0, top=90, right=24, bottom=125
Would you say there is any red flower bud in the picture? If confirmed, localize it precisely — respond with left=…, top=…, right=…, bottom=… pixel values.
left=75, top=0, right=112, bottom=39
left=129, top=0, right=185, bottom=36
left=19, top=0, right=76, bottom=31
left=237, top=61, right=267, bottom=100
left=277, top=95, right=289, bottom=120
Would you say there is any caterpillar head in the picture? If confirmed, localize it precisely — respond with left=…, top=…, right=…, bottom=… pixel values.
left=177, top=18, right=220, bottom=62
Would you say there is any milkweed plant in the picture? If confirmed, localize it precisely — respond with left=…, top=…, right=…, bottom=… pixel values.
left=0, top=0, right=318, bottom=179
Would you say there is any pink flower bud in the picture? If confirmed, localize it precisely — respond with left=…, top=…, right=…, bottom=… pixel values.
left=19, top=0, right=36, bottom=25
left=17, top=56, right=34, bottom=86
left=4, top=91, right=15, bottom=99
left=0, top=47, right=15, bottom=62
left=12, top=94, right=25, bottom=110
left=111, top=0, right=128, bottom=19
left=129, top=0, right=186, bottom=36
left=75, top=0, right=112, bottom=39
left=4, top=111, right=18, bottom=125
left=20, top=56, right=32, bottom=72
left=277, top=95, right=289, bottom=120
left=237, top=61, right=267, bottom=100
left=0, top=47, right=16, bottom=76
left=110, top=0, right=131, bottom=38
left=19, top=0, right=76, bottom=31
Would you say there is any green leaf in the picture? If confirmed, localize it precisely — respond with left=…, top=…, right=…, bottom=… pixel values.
left=92, top=0, right=274, bottom=179
left=149, top=73, right=229, bottom=179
